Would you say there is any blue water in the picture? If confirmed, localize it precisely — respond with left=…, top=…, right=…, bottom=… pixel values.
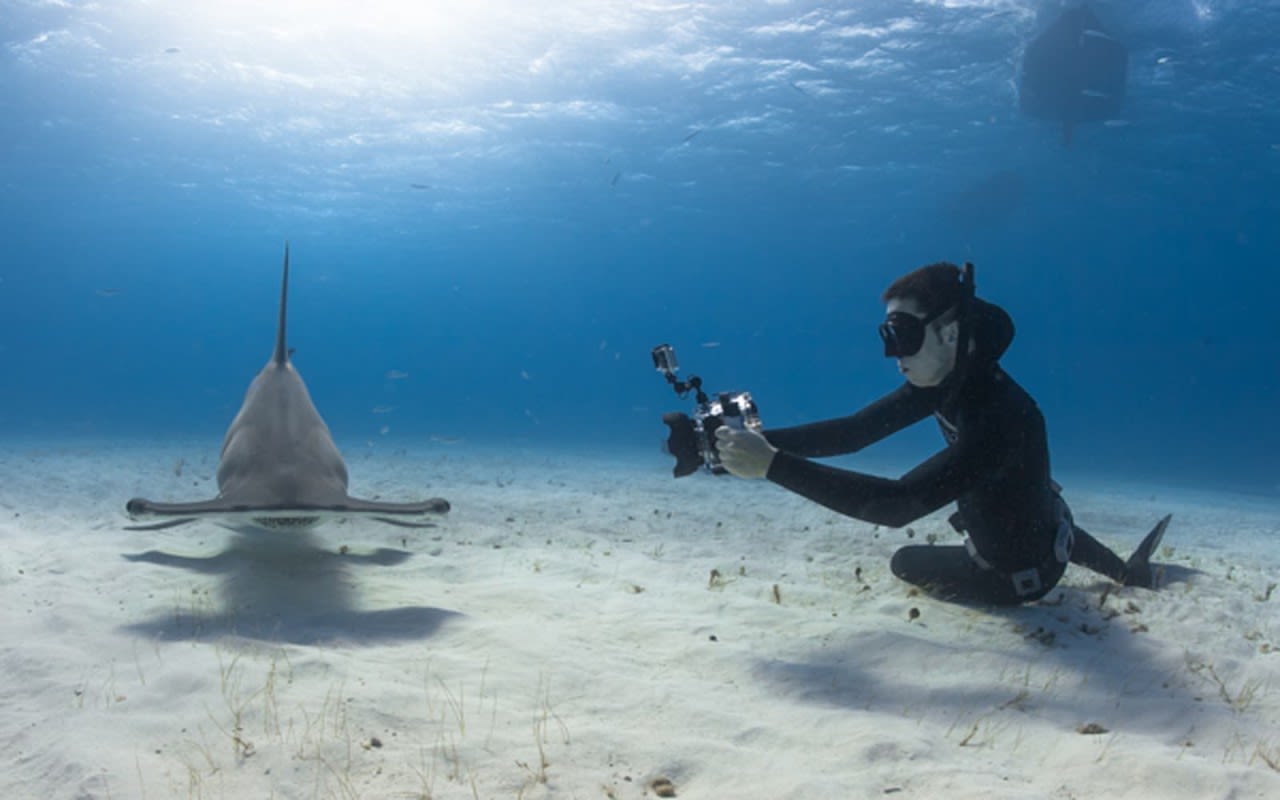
left=1, top=1, right=1276, bottom=495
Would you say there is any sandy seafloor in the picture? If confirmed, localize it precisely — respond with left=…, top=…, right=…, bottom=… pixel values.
left=1, top=437, right=1278, bottom=800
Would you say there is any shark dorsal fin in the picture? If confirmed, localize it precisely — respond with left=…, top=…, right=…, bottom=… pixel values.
left=274, top=243, right=290, bottom=366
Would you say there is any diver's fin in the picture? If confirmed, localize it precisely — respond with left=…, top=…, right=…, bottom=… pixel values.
left=1123, top=513, right=1172, bottom=588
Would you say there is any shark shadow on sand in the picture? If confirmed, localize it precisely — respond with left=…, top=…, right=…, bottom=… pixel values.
left=121, top=530, right=460, bottom=644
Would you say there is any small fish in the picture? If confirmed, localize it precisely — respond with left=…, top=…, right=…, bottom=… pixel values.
left=409, top=183, right=432, bottom=190
left=682, top=128, right=703, bottom=143
left=95, top=288, right=122, bottom=297
left=164, top=47, right=180, bottom=54
left=701, top=341, right=721, bottom=349
left=371, top=405, right=397, bottom=414
left=1080, top=89, right=1111, bottom=99
left=610, top=171, right=621, bottom=187
left=385, top=369, right=409, bottom=380
left=1081, top=29, right=1114, bottom=42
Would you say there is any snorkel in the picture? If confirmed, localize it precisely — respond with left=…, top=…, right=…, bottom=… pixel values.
left=948, top=261, right=978, bottom=394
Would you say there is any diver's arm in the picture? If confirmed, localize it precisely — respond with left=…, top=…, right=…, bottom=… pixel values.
left=763, top=383, right=936, bottom=458
left=765, top=427, right=983, bottom=528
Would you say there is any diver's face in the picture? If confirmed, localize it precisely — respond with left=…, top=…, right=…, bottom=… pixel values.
left=885, top=297, right=959, bottom=388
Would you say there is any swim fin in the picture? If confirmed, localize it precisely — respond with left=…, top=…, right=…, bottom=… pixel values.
left=1122, top=513, right=1172, bottom=588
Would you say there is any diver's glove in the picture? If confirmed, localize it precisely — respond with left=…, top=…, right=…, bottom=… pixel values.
left=715, top=426, right=777, bottom=480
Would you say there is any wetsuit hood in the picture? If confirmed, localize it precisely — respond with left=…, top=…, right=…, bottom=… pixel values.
left=967, top=297, right=1014, bottom=366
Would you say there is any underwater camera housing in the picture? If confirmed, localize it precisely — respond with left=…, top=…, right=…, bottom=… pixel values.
left=652, top=343, right=762, bottom=477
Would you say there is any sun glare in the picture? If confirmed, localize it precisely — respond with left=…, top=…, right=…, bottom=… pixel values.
left=100, top=0, right=650, bottom=104
left=177, top=0, right=507, bottom=48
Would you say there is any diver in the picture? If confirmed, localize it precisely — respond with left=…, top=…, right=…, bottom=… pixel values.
left=712, top=261, right=1170, bottom=606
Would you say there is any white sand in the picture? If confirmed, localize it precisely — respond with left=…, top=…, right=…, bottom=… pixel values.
left=2, top=438, right=1279, bottom=799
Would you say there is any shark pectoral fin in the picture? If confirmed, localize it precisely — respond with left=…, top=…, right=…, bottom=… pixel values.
left=123, top=517, right=201, bottom=531
left=372, top=517, right=441, bottom=529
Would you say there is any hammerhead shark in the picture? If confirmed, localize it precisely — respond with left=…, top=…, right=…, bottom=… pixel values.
left=125, top=245, right=450, bottom=531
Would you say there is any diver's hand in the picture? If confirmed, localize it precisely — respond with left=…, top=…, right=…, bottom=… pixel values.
left=715, top=426, right=777, bottom=480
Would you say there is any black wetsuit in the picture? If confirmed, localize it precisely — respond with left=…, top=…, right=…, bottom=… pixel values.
left=762, top=299, right=1127, bottom=605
